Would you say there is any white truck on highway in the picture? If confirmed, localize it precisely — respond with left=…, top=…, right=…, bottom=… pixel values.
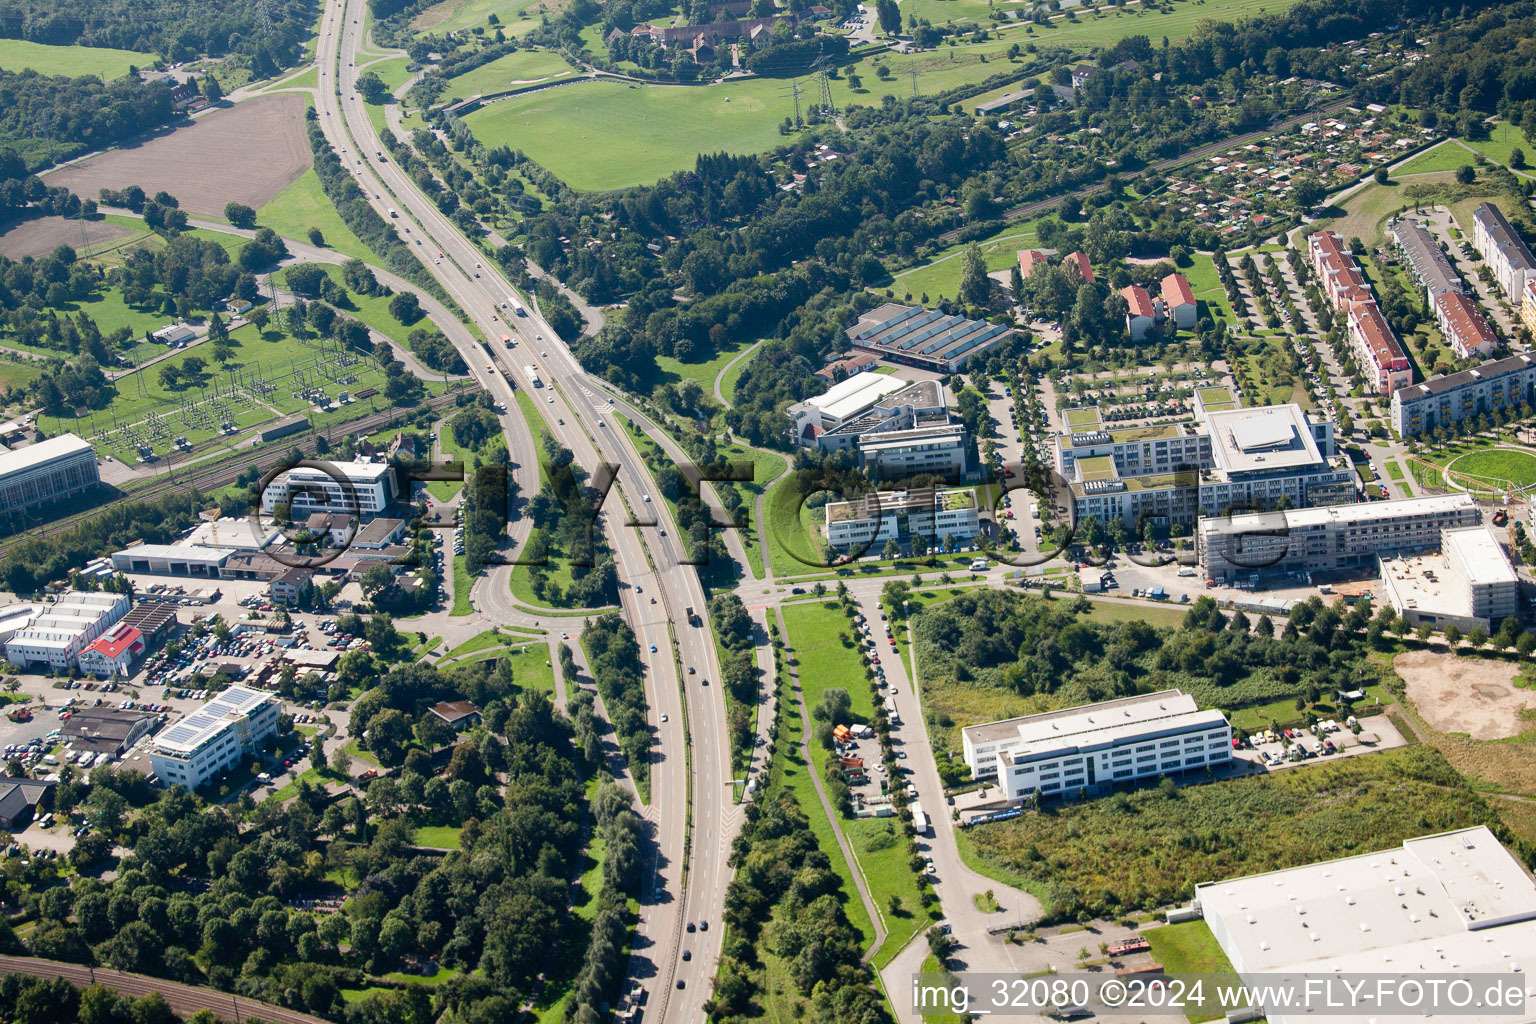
left=508, top=295, right=527, bottom=317
left=524, top=365, right=543, bottom=388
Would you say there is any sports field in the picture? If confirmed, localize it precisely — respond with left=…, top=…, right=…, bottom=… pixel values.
left=441, top=49, right=576, bottom=99
left=0, top=38, right=150, bottom=79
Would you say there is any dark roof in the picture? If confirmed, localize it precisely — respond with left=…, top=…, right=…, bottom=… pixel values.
left=430, top=700, right=481, bottom=725
left=353, top=518, right=405, bottom=546
left=123, top=602, right=178, bottom=635
left=0, top=779, right=55, bottom=821
left=62, top=707, right=155, bottom=744
left=1398, top=353, right=1536, bottom=400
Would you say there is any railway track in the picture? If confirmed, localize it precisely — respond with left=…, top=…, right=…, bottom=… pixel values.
left=0, top=391, right=465, bottom=558
left=0, top=955, right=332, bottom=1024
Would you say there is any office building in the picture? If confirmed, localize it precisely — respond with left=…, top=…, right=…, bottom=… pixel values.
left=261, top=458, right=397, bottom=517
left=1380, top=524, right=1518, bottom=631
left=788, top=371, right=910, bottom=446
left=1197, top=492, right=1480, bottom=585
left=845, top=303, right=1014, bottom=374
left=149, top=685, right=281, bottom=789
left=1195, top=826, right=1536, bottom=1024
left=0, top=434, right=100, bottom=517
left=77, top=623, right=145, bottom=677
left=856, top=422, right=968, bottom=478
left=811, top=379, right=952, bottom=454
left=823, top=487, right=979, bottom=550
left=961, top=690, right=1232, bottom=802
left=1391, top=217, right=1462, bottom=302
left=1472, top=201, right=1536, bottom=300
left=1390, top=352, right=1536, bottom=438
left=1434, top=289, right=1498, bottom=359
left=5, top=591, right=130, bottom=671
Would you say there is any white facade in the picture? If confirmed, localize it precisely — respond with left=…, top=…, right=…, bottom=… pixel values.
left=5, top=591, right=130, bottom=671
left=0, top=434, right=100, bottom=516
left=857, top=423, right=968, bottom=477
left=823, top=488, right=980, bottom=550
left=1381, top=524, right=1518, bottom=631
left=149, top=685, right=280, bottom=789
left=961, top=690, right=1232, bottom=802
left=1472, top=201, right=1536, bottom=300
left=261, top=459, right=396, bottom=517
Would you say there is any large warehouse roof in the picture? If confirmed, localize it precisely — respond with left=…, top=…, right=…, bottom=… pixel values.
left=0, top=434, right=94, bottom=478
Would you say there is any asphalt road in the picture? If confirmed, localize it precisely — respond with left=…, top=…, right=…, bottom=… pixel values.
left=313, top=3, right=734, bottom=1015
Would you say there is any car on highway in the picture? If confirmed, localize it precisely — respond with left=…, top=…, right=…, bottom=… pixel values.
left=661, top=713, right=668, bottom=723
left=649, top=644, right=657, bottom=653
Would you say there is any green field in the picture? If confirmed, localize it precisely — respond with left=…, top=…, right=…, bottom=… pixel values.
left=264, top=66, right=320, bottom=93
left=258, top=170, right=379, bottom=263
left=1146, top=922, right=1246, bottom=1023
left=1449, top=121, right=1533, bottom=172
left=0, top=38, right=150, bottom=79
left=1445, top=447, right=1536, bottom=489
left=441, top=48, right=576, bottom=100
left=891, top=221, right=1046, bottom=302
left=1394, top=139, right=1474, bottom=177
left=653, top=336, right=756, bottom=398
left=411, top=825, right=464, bottom=848
left=272, top=263, right=426, bottom=345
left=413, top=0, right=558, bottom=36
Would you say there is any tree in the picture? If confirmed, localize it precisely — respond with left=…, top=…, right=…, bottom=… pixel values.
left=1374, top=167, right=1390, bottom=186
left=308, top=227, right=326, bottom=246
left=876, top=0, right=900, bottom=34
left=389, top=291, right=424, bottom=324
left=1512, top=147, right=1527, bottom=170
left=202, top=74, right=223, bottom=103
left=1456, top=164, right=1477, bottom=185
left=1290, top=176, right=1327, bottom=210
left=960, top=243, right=990, bottom=306
left=224, top=202, right=256, bottom=228
left=360, top=563, right=397, bottom=598
left=357, top=71, right=389, bottom=103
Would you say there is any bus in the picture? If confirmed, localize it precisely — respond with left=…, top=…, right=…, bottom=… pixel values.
left=524, top=365, right=543, bottom=388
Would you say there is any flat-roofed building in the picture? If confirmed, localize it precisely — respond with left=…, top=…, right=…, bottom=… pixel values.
left=1197, top=493, right=1480, bottom=585
left=260, top=458, right=397, bottom=518
left=0, top=434, right=100, bottom=517
left=823, top=487, right=979, bottom=550
left=1055, top=421, right=1210, bottom=480
left=1391, top=217, right=1462, bottom=302
left=149, top=685, right=281, bottom=789
left=845, top=303, right=1013, bottom=374
left=5, top=591, right=130, bottom=671
left=814, top=379, right=951, bottom=454
left=961, top=690, right=1232, bottom=802
left=1390, top=353, right=1536, bottom=438
left=62, top=706, right=156, bottom=755
left=1195, top=826, right=1536, bottom=1024
left=112, top=542, right=237, bottom=577
left=0, top=604, right=42, bottom=645
left=1472, top=201, right=1536, bottom=299
left=787, top=371, right=910, bottom=446
left=856, top=422, right=968, bottom=478
left=1381, top=524, right=1518, bottom=631
left=1434, top=288, right=1498, bottom=359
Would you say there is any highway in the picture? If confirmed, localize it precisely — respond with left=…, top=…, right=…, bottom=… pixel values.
left=312, top=1, right=735, bottom=1016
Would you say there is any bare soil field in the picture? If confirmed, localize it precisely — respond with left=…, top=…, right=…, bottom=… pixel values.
left=43, top=95, right=311, bottom=219
left=0, top=216, right=131, bottom=259
left=1394, top=649, right=1536, bottom=740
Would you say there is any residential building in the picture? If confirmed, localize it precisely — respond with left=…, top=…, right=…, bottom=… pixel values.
left=430, top=700, right=483, bottom=730
left=845, top=303, right=1013, bottom=375
left=1391, top=217, right=1462, bottom=302
left=1197, top=492, right=1480, bottom=585
left=1161, top=272, right=1197, bottom=330
left=1195, top=826, right=1536, bottom=1024
left=1070, top=64, right=1097, bottom=90
left=961, top=690, right=1231, bottom=802
left=1380, top=524, right=1518, bottom=631
left=269, top=567, right=314, bottom=606
left=260, top=458, right=397, bottom=517
left=856, top=422, right=968, bottom=478
left=1063, top=251, right=1095, bottom=284
left=5, top=591, right=130, bottom=671
left=1055, top=421, right=1210, bottom=481
left=1016, top=250, right=1048, bottom=278
left=0, top=434, right=100, bottom=517
left=1390, top=353, right=1536, bottom=438
left=0, top=779, right=54, bottom=830
left=62, top=706, right=156, bottom=756
left=1472, top=201, right=1536, bottom=300
left=1307, top=230, right=1374, bottom=311
left=1121, top=285, right=1157, bottom=341
left=149, top=685, right=281, bottom=790
left=1345, top=302, right=1412, bottom=395
left=1433, top=289, right=1498, bottom=359
left=1523, top=278, right=1536, bottom=337
left=813, top=353, right=877, bottom=382
left=823, top=487, right=980, bottom=550
left=77, top=623, right=145, bottom=677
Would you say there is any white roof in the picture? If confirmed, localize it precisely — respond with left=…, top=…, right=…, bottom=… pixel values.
left=1201, top=493, right=1475, bottom=537
left=963, top=689, right=1226, bottom=755
left=1205, top=404, right=1323, bottom=473
left=1444, top=525, right=1517, bottom=586
left=155, top=685, right=276, bottom=755
left=800, top=372, right=908, bottom=423
left=1197, top=827, right=1536, bottom=995
left=186, top=519, right=278, bottom=551
left=284, top=459, right=393, bottom=483
left=113, top=543, right=237, bottom=565
left=0, top=434, right=94, bottom=480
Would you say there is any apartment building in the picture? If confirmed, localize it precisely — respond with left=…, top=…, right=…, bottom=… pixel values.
left=823, top=488, right=980, bottom=550
left=1197, top=492, right=1480, bottom=584
left=1434, top=289, right=1498, bottom=360
left=1346, top=303, right=1413, bottom=395
left=149, top=685, right=281, bottom=790
left=1121, top=285, right=1157, bottom=341
left=1391, top=218, right=1462, bottom=302
left=961, top=690, right=1232, bottom=802
left=1522, top=278, right=1536, bottom=337
left=1472, top=201, right=1536, bottom=300
left=1390, top=353, right=1536, bottom=438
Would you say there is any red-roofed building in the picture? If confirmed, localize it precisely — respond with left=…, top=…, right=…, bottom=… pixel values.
left=1063, top=251, right=1095, bottom=284
left=78, top=624, right=145, bottom=678
left=1121, top=285, right=1157, bottom=341
left=1161, top=272, right=1197, bottom=329
left=1017, top=250, right=1048, bottom=279
left=1434, top=290, right=1498, bottom=360
left=1347, top=303, right=1413, bottom=395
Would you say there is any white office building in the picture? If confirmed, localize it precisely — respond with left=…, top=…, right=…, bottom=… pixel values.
left=149, top=685, right=281, bottom=789
left=857, top=422, right=969, bottom=478
left=0, top=434, right=100, bottom=517
left=823, top=487, right=980, bottom=550
left=788, top=372, right=910, bottom=446
left=1380, top=524, right=1519, bottom=631
left=260, top=458, right=397, bottom=517
left=1198, top=493, right=1481, bottom=585
left=961, top=690, right=1232, bottom=802
left=1195, top=826, right=1536, bottom=1024
left=5, top=591, right=130, bottom=671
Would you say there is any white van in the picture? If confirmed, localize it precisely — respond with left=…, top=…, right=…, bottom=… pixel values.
left=969, top=558, right=989, bottom=571
left=1177, top=567, right=1198, bottom=577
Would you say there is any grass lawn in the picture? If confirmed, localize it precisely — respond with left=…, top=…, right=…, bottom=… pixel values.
left=445, top=627, right=511, bottom=659
left=762, top=472, right=831, bottom=578
left=343, top=738, right=379, bottom=766
left=411, top=825, right=463, bottom=849
left=0, top=38, right=150, bottom=79
left=264, top=66, right=320, bottom=92
left=1394, top=139, right=1472, bottom=177
left=890, top=219, right=1048, bottom=303
left=258, top=170, right=379, bottom=264
left=1444, top=447, right=1536, bottom=489
left=1145, top=921, right=1247, bottom=1023
left=441, top=48, right=577, bottom=99
left=652, top=336, right=756, bottom=396
left=1450, top=121, right=1532, bottom=171
left=1182, top=251, right=1238, bottom=326
left=452, top=553, right=474, bottom=615
left=1078, top=598, right=1191, bottom=630
left=412, top=0, right=557, bottom=36
left=273, top=263, right=426, bottom=345
left=266, top=766, right=348, bottom=803
left=503, top=641, right=557, bottom=696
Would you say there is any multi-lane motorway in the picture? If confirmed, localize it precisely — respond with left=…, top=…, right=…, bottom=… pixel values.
left=312, top=1, right=734, bottom=1014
